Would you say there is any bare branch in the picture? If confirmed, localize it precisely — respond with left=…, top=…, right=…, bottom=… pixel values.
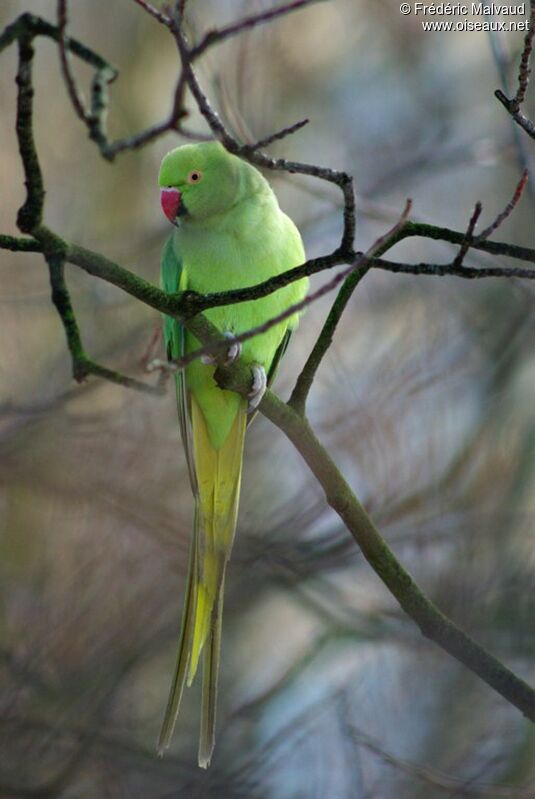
left=3, top=11, right=191, bottom=162
left=57, top=0, right=89, bottom=122
left=249, top=392, right=535, bottom=725
left=289, top=200, right=413, bottom=414
left=367, top=255, right=535, bottom=280
left=174, top=0, right=188, bottom=18
left=344, top=720, right=535, bottom=798
left=511, top=7, right=535, bottom=111
left=15, top=33, right=45, bottom=234
left=475, top=169, right=529, bottom=242
left=365, top=198, right=413, bottom=254
left=495, top=90, right=535, bottom=138
left=452, top=201, right=482, bottom=269
left=0, top=234, right=41, bottom=252
left=48, top=253, right=165, bottom=395
left=131, top=0, right=171, bottom=26
left=173, top=21, right=357, bottom=252
left=243, top=117, right=310, bottom=152
left=495, top=1, right=535, bottom=136
left=398, top=218, right=535, bottom=263
left=190, top=0, right=326, bottom=59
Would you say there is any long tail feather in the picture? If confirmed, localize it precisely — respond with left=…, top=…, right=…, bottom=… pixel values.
left=198, top=574, right=225, bottom=768
left=157, top=508, right=199, bottom=756
left=158, top=395, right=246, bottom=765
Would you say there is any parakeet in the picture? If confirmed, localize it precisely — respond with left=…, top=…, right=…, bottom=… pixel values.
left=157, top=141, right=308, bottom=768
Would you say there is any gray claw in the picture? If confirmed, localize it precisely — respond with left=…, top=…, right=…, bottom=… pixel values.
left=200, top=352, right=216, bottom=366
left=201, top=332, right=241, bottom=366
left=223, top=333, right=242, bottom=365
left=145, top=358, right=176, bottom=374
left=248, top=365, right=267, bottom=411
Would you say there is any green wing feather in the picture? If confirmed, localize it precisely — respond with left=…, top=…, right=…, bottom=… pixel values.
left=158, top=233, right=199, bottom=753
left=161, top=234, right=197, bottom=494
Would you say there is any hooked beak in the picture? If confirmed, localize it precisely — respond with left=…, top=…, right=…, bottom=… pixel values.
left=160, top=187, right=182, bottom=223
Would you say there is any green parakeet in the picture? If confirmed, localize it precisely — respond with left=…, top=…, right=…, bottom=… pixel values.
left=157, top=141, right=308, bottom=767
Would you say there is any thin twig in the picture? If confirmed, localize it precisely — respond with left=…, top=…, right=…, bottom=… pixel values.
left=190, top=0, right=325, bottom=59
left=495, top=90, right=535, bottom=138
left=289, top=200, right=412, bottom=413
left=253, top=392, right=535, bottom=725
left=131, top=0, right=171, bottom=26
left=244, top=118, right=310, bottom=152
left=512, top=6, right=535, bottom=110
left=175, top=0, right=188, bottom=18
left=475, top=169, right=528, bottom=241
left=0, top=234, right=42, bottom=252
left=452, top=202, right=482, bottom=269
left=364, top=199, right=413, bottom=255
left=173, top=21, right=357, bottom=252
left=15, top=33, right=45, bottom=234
left=57, top=0, right=88, bottom=122
left=367, top=255, right=535, bottom=280
left=344, top=719, right=535, bottom=798
left=48, top=254, right=164, bottom=394
left=486, top=24, right=535, bottom=200
left=494, top=1, right=535, bottom=137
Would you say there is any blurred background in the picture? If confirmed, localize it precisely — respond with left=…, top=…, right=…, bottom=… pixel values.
left=1, top=0, right=534, bottom=796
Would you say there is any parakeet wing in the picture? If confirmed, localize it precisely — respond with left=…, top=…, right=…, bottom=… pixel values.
left=159, top=233, right=201, bottom=754
left=161, top=234, right=197, bottom=494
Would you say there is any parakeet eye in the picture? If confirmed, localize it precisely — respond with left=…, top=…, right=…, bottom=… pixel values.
left=187, top=170, right=203, bottom=184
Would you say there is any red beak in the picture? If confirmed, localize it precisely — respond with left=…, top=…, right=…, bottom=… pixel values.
left=160, top=187, right=182, bottom=222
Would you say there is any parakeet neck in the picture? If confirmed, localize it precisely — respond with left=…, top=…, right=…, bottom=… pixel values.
left=183, top=176, right=277, bottom=236
left=236, top=158, right=271, bottom=202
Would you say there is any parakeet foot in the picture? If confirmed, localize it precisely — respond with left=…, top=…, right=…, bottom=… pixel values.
left=145, top=358, right=176, bottom=374
left=140, top=324, right=163, bottom=369
left=201, top=332, right=242, bottom=366
left=248, top=365, right=267, bottom=411
left=145, top=358, right=175, bottom=388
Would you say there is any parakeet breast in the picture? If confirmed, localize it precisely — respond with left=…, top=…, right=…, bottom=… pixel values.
left=176, top=195, right=306, bottom=368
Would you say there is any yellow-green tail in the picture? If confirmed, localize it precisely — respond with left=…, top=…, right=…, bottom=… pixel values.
left=157, top=397, right=247, bottom=768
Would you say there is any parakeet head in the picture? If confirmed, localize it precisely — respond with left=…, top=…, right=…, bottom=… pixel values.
left=158, top=141, right=245, bottom=224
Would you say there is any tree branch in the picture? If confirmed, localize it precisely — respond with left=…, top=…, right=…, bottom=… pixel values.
left=131, top=0, right=171, bottom=27
left=205, top=376, right=535, bottom=723
left=57, top=0, right=89, bottom=123
left=171, top=19, right=357, bottom=253
left=452, top=202, right=482, bottom=268
left=344, top=720, right=535, bottom=798
left=189, top=0, right=326, bottom=59
left=367, top=255, right=535, bottom=280
left=0, top=234, right=42, bottom=252
left=475, top=169, right=529, bottom=242
left=243, top=117, right=310, bottom=152
left=47, top=253, right=164, bottom=395
left=495, top=1, right=535, bottom=137
left=289, top=200, right=413, bottom=415
left=15, top=33, right=45, bottom=234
